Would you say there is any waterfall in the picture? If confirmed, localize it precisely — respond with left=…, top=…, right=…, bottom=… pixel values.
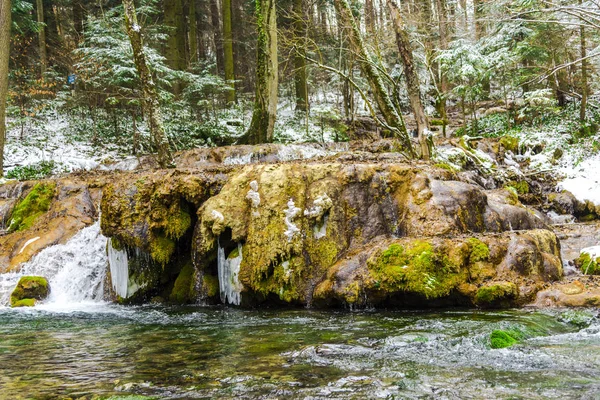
left=217, top=241, right=243, bottom=305
left=0, top=221, right=108, bottom=307
left=107, top=239, right=129, bottom=298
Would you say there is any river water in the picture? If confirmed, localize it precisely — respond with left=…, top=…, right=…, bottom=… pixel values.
left=1, top=305, right=600, bottom=399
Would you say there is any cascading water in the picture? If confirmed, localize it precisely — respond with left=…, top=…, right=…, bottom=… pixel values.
left=0, top=221, right=108, bottom=307
left=217, top=241, right=243, bottom=305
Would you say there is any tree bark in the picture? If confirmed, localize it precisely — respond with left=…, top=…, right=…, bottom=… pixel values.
left=332, top=0, right=413, bottom=156
left=435, top=0, right=449, bottom=136
left=387, top=0, right=429, bottom=159
left=0, top=0, right=10, bottom=176
left=579, top=0, right=588, bottom=123
left=122, top=0, right=173, bottom=168
left=223, top=0, right=236, bottom=103
left=164, top=0, right=186, bottom=71
left=293, top=0, right=308, bottom=111
left=210, top=0, right=225, bottom=75
left=73, top=0, right=86, bottom=41
left=189, top=0, right=199, bottom=64
left=240, top=0, right=278, bottom=144
left=36, top=0, right=47, bottom=75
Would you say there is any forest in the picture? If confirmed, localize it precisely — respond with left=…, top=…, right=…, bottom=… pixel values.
left=3, top=2, right=600, bottom=398
left=0, top=0, right=598, bottom=175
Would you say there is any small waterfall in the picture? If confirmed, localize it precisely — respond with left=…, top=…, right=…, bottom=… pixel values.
left=0, top=221, right=108, bottom=307
left=107, top=239, right=129, bottom=298
left=217, top=241, right=243, bottom=305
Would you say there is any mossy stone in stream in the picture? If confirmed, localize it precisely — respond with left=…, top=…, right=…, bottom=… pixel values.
left=8, top=182, right=56, bottom=232
left=490, top=329, right=524, bottom=349
left=475, top=281, right=518, bottom=307
left=169, top=262, right=195, bottom=304
left=10, top=276, right=50, bottom=307
left=367, top=241, right=463, bottom=299
left=505, top=180, right=529, bottom=195
left=149, top=234, right=176, bottom=266
left=11, top=298, right=37, bottom=307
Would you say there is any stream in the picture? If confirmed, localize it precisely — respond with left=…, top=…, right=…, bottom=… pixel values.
left=1, top=305, right=600, bottom=399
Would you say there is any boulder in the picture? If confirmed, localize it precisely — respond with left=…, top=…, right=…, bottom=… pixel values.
left=10, top=276, right=50, bottom=307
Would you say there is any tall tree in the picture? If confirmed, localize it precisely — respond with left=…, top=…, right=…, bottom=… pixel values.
left=240, top=0, right=278, bottom=144
left=36, top=0, right=47, bottom=75
left=332, top=0, right=413, bottom=156
left=579, top=0, right=588, bottom=124
left=189, top=0, right=198, bottom=64
left=434, top=0, right=449, bottom=136
left=293, top=0, right=308, bottom=111
left=222, top=0, right=236, bottom=103
left=210, top=0, right=224, bottom=75
left=122, top=0, right=173, bottom=168
left=164, top=0, right=186, bottom=70
left=387, top=0, right=430, bottom=159
left=0, top=0, right=9, bottom=176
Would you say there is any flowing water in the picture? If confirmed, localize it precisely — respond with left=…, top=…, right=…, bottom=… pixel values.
left=2, top=224, right=600, bottom=399
left=1, top=305, right=600, bottom=399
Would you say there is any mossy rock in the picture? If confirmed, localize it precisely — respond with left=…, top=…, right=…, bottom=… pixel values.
left=475, top=281, right=518, bottom=307
left=169, top=262, right=196, bottom=304
left=10, top=276, right=50, bottom=307
left=505, top=180, right=529, bottom=195
left=466, top=238, right=490, bottom=263
left=367, top=241, right=464, bottom=299
left=8, top=182, right=56, bottom=232
left=490, top=329, right=524, bottom=349
left=11, top=298, right=37, bottom=307
left=150, top=234, right=176, bottom=266
left=499, top=136, right=519, bottom=153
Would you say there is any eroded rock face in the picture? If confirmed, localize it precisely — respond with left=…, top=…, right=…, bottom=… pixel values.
left=0, top=178, right=101, bottom=272
left=191, top=161, right=555, bottom=307
left=314, top=230, right=562, bottom=308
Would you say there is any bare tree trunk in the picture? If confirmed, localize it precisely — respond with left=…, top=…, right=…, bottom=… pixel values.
left=210, top=0, right=225, bottom=75
left=387, top=0, right=430, bottom=159
left=189, top=0, right=199, bottom=64
left=240, top=0, right=278, bottom=144
left=0, top=0, right=10, bottom=176
left=293, top=0, right=308, bottom=111
left=435, top=0, right=449, bottom=137
left=332, top=0, right=414, bottom=156
left=579, top=0, right=588, bottom=124
left=122, top=0, right=173, bottom=168
left=223, top=0, right=236, bottom=103
left=36, top=0, right=47, bottom=75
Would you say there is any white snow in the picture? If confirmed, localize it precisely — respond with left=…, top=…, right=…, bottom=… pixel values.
left=581, top=246, right=600, bottom=261
left=19, top=237, right=40, bottom=254
left=283, top=199, right=301, bottom=241
left=246, top=180, right=261, bottom=208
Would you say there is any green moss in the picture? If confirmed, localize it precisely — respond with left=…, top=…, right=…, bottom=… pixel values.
left=228, top=246, right=240, bottom=259
left=169, top=262, right=195, bottom=304
left=490, top=329, right=524, bottom=349
left=475, top=281, right=518, bottom=306
left=499, top=136, right=519, bottom=152
left=10, top=276, right=50, bottom=306
left=202, top=274, right=219, bottom=298
left=505, top=180, right=529, bottom=194
left=434, top=163, right=457, bottom=172
left=8, top=183, right=56, bottom=232
left=149, top=234, right=176, bottom=266
left=466, top=238, right=490, bottom=263
left=577, top=252, right=600, bottom=275
left=11, top=298, right=36, bottom=307
left=368, top=241, right=463, bottom=299
left=165, top=209, right=192, bottom=240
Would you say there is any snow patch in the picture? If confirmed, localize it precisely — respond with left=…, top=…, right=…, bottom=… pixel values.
left=19, top=237, right=40, bottom=254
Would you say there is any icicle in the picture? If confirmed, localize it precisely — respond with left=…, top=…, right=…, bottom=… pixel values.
left=107, top=239, right=129, bottom=299
left=217, top=241, right=243, bottom=305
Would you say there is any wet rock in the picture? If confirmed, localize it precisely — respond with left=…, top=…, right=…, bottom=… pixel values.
left=10, top=276, right=50, bottom=307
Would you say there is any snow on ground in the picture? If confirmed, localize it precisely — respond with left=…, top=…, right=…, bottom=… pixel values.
left=4, top=115, right=116, bottom=173
left=517, top=126, right=600, bottom=207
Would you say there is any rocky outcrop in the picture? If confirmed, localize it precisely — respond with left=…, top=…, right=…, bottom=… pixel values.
left=191, top=161, right=554, bottom=307
left=0, top=177, right=102, bottom=272
left=0, top=140, right=573, bottom=309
